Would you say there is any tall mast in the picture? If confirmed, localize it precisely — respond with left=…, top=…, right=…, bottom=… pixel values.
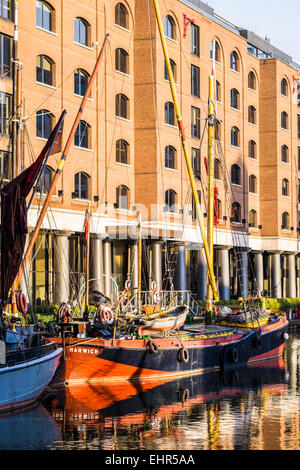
left=85, top=204, right=91, bottom=313
left=206, top=41, right=216, bottom=317
left=152, top=0, right=219, bottom=303
left=137, top=212, right=142, bottom=313
left=16, top=34, right=110, bottom=286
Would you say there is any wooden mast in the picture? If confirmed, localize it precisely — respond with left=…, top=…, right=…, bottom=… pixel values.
left=152, top=0, right=219, bottom=302
left=85, top=204, right=91, bottom=313
left=137, top=212, right=142, bottom=314
left=15, top=33, right=110, bottom=286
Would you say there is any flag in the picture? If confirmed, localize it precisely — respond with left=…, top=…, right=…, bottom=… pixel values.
left=81, top=209, right=89, bottom=245
left=0, top=110, right=66, bottom=306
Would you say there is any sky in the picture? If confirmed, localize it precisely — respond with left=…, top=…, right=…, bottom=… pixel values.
left=204, top=0, right=300, bottom=64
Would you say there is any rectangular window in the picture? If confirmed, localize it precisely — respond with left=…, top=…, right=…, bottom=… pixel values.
left=0, top=0, right=12, bottom=20
left=298, top=147, right=300, bottom=171
left=192, top=190, right=201, bottom=220
left=191, top=64, right=200, bottom=97
left=0, top=149, right=11, bottom=186
left=298, top=115, right=300, bottom=139
left=0, top=92, right=11, bottom=136
left=0, top=33, right=12, bottom=78
left=191, top=106, right=200, bottom=139
left=191, top=147, right=201, bottom=179
left=191, top=24, right=200, bottom=57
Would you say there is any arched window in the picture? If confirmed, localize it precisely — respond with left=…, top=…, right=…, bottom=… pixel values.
left=164, top=59, right=176, bottom=82
left=115, top=48, right=129, bottom=74
left=231, top=127, right=240, bottom=147
left=116, top=185, right=129, bottom=209
left=116, top=139, right=129, bottom=164
left=36, top=1, right=53, bottom=31
left=165, top=145, right=176, bottom=169
left=281, top=111, right=288, bottom=130
left=232, top=202, right=241, bottom=223
left=116, top=93, right=129, bottom=119
left=165, top=189, right=177, bottom=212
left=248, top=105, right=257, bottom=125
left=164, top=15, right=175, bottom=40
left=74, top=69, right=90, bottom=97
left=282, top=178, right=289, bottom=197
left=230, top=88, right=239, bottom=109
left=210, top=40, right=221, bottom=63
left=214, top=159, right=222, bottom=180
left=230, top=51, right=239, bottom=72
left=281, top=78, right=288, bottom=96
left=0, top=0, right=12, bottom=20
left=281, top=145, right=289, bottom=163
left=165, top=102, right=175, bottom=126
left=75, top=120, right=90, bottom=148
left=74, top=17, right=89, bottom=46
left=249, top=174, right=257, bottom=193
left=36, top=55, right=54, bottom=86
left=231, top=164, right=241, bottom=185
left=36, top=109, right=53, bottom=139
left=74, top=172, right=90, bottom=200
left=248, top=140, right=257, bottom=159
left=248, top=71, right=256, bottom=90
left=249, top=210, right=257, bottom=228
left=37, top=165, right=53, bottom=193
left=282, top=212, right=290, bottom=230
left=115, top=3, right=129, bottom=29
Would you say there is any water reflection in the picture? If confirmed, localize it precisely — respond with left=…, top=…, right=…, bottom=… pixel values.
left=41, top=334, right=300, bottom=450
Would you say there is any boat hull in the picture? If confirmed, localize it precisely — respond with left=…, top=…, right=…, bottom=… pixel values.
left=56, top=316, right=288, bottom=385
left=0, top=343, right=62, bottom=413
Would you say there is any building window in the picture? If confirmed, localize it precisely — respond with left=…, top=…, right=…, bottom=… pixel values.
left=231, top=164, right=241, bottom=186
left=75, top=120, right=90, bottom=149
left=231, top=127, right=240, bottom=147
left=0, top=150, right=11, bottom=185
left=192, top=190, right=202, bottom=220
left=281, top=78, right=288, bottom=96
left=298, top=179, right=300, bottom=203
left=230, top=51, right=239, bottom=72
left=248, top=105, right=256, bottom=125
left=249, top=140, right=257, bottom=159
left=191, top=106, right=200, bottom=139
left=74, top=17, right=89, bottom=46
left=282, top=179, right=289, bottom=197
left=165, top=145, right=176, bottom=170
left=116, top=139, right=129, bottom=164
left=164, top=59, right=176, bottom=82
left=36, top=55, right=54, bottom=86
left=249, top=210, right=257, bottom=228
left=37, top=165, right=53, bottom=193
left=116, top=93, right=129, bottom=119
left=281, top=111, right=288, bottom=130
left=165, top=101, right=175, bottom=126
left=165, top=189, right=177, bottom=212
left=0, top=33, right=12, bottom=79
left=249, top=174, right=257, bottom=193
left=232, top=202, right=241, bottom=223
left=298, top=147, right=300, bottom=170
left=298, top=115, right=300, bottom=139
left=36, top=109, right=53, bottom=139
left=248, top=71, right=256, bottom=90
left=191, top=23, right=200, bottom=56
left=74, top=172, right=90, bottom=199
left=164, top=15, right=175, bottom=40
left=214, top=158, right=222, bottom=180
left=0, top=0, right=12, bottom=20
left=191, top=147, right=200, bottom=179
left=74, top=69, right=89, bottom=97
left=230, top=88, right=239, bottom=109
left=116, top=184, right=129, bottom=209
left=0, top=92, right=11, bottom=136
left=36, top=1, right=53, bottom=32
left=115, top=3, right=129, bottom=29
left=191, top=64, right=200, bottom=97
left=210, top=40, right=221, bottom=63
left=115, top=48, right=129, bottom=74
left=215, top=120, right=221, bottom=141
left=282, top=212, right=290, bottom=230
left=281, top=145, right=289, bottom=163
left=215, top=81, right=221, bottom=102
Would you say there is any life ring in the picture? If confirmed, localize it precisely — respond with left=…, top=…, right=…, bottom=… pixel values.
left=231, top=347, right=239, bottom=363
left=16, top=292, right=28, bottom=321
left=178, top=347, right=189, bottom=363
left=58, top=303, right=72, bottom=323
left=148, top=340, right=159, bottom=354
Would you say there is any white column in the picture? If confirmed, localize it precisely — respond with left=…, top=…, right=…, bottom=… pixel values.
left=53, top=232, right=70, bottom=304
left=90, top=235, right=103, bottom=294
left=152, top=242, right=163, bottom=292
left=254, top=252, right=264, bottom=295
left=196, top=248, right=207, bottom=300
left=103, top=239, right=112, bottom=298
left=271, top=252, right=282, bottom=299
left=219, top=247, right=231, bottom=300
left=287, top=253, right=296, bottom=299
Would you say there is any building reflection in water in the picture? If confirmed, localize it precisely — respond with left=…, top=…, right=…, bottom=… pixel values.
left=41, top=335, right=300, bottom=451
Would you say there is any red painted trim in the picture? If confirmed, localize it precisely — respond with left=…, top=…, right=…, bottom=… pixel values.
left=248, top=343, right=285, bottom=364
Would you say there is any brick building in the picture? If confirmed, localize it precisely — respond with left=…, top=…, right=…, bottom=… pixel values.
left=1, top=0, right=300, bottom=306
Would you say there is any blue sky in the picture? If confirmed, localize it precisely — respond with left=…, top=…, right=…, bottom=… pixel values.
left=205, top=0, right=300, bottom=63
